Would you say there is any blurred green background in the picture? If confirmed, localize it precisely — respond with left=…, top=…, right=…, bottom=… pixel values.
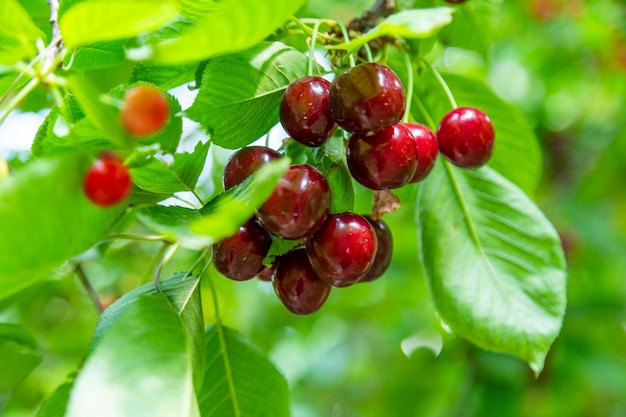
left=1, top=0, right=625, bottom=416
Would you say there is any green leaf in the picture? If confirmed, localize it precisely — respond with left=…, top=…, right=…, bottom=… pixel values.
left=312, top=136, right=354, bottom=214
left=193, top=157, right=290, bottom=242
left=66, top=293, right=199, bottom=417
left=131, top=140, right=210, bottom=195
left=91, top=272, right=201, bottom=349
left=130, top=62, right=198, bottom=90
left=199, top=325, right=290, bottom=417
left=35, top=376, right=75, bottom=417
left=66, top=40, right=127, bottom=70
left=187, top=41, right=307, bottom=149
left=263, top=237, right=303, bottom=268
left=59, top=0, right=178, bottom=49
left=0, top=155, right=125, bottom=300
left=416, top=161, right=567, bottom=374
left=411, top=72, right=542, bottom=196
left=135, top=206, right=210, bottom=250
left=143, top=0, right=306, bottom=64
left=0, top=323, right=42, bottom=392
left=330, top=8, right=454, bottom=54
left=0, top=339, right=42, bottom=392
left=0, top=0, right=44, bottom=64
left=439, top=0, right=495, bottom=58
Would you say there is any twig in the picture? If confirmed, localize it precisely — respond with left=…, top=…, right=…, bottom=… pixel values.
left=347, top=0, right=396, bottom=33
left=75, top=264, right=105, bottom=313
left=43, top=0, right=64, bottom=74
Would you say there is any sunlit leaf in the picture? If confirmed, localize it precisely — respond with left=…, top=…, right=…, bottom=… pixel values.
left=0, top=155, right=125, bottom=300
left=143, top=0, right=306, bottom=64
left=0, top=0, right=44, bottom=64
left=0, top=323, right=42, bottom=392
left=67, top=293, right=199, bottom=417
left=59, top=0, right=178, bottom=49
left=416, top=161, right=567, bottom=374
left=187, top=41, right=307, bottom=149
left=199, top=325, right=290, bottom=417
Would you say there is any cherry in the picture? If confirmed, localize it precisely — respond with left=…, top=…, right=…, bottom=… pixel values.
left=212, top=219, right=272, bottom=281
left=120, top=85, right=169, bottom=137
left=436, top=107, right=495, bottom=168
left=280, top=76, right=335, bottom=147
left=359, top=216, right=393, bottom=282
left=402, top=123, right=439, bottom=183
left=273, top=249, right=331, bottom=315
left=223, top=146, right=282, bottom=190
left=346, top=124, right=417, bottom=190
left=83, top=153, right=132, bottom=207
left=329, top=63, right=406, bottom=135
left=306, top=213, right=378, bottom=287
left=257, top=265, right=275, bottom=282
left=256, top=164, right=330, bottom=240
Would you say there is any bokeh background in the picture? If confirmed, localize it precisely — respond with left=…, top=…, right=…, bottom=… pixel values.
left=1, top=0, right=625, bottom=416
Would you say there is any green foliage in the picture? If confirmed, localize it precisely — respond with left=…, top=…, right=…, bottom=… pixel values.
left=0, top=155, right=124, bottom=299
left=2, top=0, right=623, bottom=416
left=199, top=325, right=290, bottom=417
left=187, top=41, right=308, bottom=149
left=416, top=161, right=566, bottom=374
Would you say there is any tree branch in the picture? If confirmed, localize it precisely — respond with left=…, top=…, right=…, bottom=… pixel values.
left=347, top=0, right=396, bottom=33
left=43, top=0, right=63, bottom=73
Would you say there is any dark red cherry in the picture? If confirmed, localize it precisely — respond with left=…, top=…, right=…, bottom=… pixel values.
left=83, top=153, right=131, bottom=207
left=306, top=213, right=378, bottom=287
left=280, top=76, right=335, bottom=147
left=436, top=107, right=495, bottom=168
left=346, top=124, right=417, bottom=190
left=329, top=63, right=405, bottom=135
left=256, top=164, right=330, bottom=240
left=359, top=216, right=393, bottom=282
left=402, top=123, right=439, bottom=183
left=121, top=85, right=169, bottom=137
left=273, top=249, right=331, bottom=315
left=257, top=264, right=276, bottom=282
left=223, top=146, right=282, bottom=190
left=212, top=219, right=272, bottom=281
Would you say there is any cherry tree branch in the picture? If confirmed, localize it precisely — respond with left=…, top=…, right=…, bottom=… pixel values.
left=43, top=0, right=64, bottom=73
left=347, top=0, right=396, bottom=33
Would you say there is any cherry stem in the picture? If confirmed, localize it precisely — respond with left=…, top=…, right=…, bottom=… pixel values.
left=153, top=242, right=180, bottom=292
left=336, top=21, right=356, bottom=67
left=402, top=52, right=414, bottom=123
left=307, top=20, right=322, bottom=76
left=412, top=93, right=437, bottom=131
left=0, top=78, right=41, bottom=124
left=75, top=264, right=105, bottom=314
left=363, top=42, right=374, bottom=62
left=424, top=60, right=458, bottom=109
left=183, top=248, right=212, bottom=281
left=106, top=233, right=173, bottom=243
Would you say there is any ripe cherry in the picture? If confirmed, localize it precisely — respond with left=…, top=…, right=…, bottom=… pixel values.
left=120, top=85, right=169, bottom=137
left=83, top=153, right=131, bottom=207
left=346, top=124, right=417, bottom=190
left=436, top=107, right=495, bottom=168
left=256, top=164, right=330, bottom=240
left=330, top=63, right=406, bottom=135
left=359, top=216, right=393, bottom=282
left=223, top=146, right=282, bottom=190
left=273, top=249, right=331, bottom=315
left=280, top=76, right=335, bottom=147
left=306, top=213, right=378, bottom=287
left=257, top=265, right=275, bottom=282
left=212, top=219, right=272, bottom=281
left=402, top=123, right=439, bottom=183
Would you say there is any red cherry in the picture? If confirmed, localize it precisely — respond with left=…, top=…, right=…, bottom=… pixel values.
left=359, top=216, right=393, bottom=282
left=83, top=153, right=132, bottom=207
left=402, top=123, right=439, bottom=183
left=436, top=107, right=495, bottom=168
left=121, top=85, right=169, bottom=137
left=223, top=146, right=282, bottom=190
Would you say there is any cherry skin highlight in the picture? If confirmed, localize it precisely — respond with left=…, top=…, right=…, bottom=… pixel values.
left=280, top=76, right=335, bottom=147
left=223, top=146, right=282, bottom=190
left=346, top=124, right=417, bottom=190
left=402, top=122, right=439, bottom=183
left=83, top=153, right=132, bottom=207
left=212, top=219, right=273, bottom=281
left=359, top=216, right=393, bottom=282
left=256, top=164, right=330, bottom=240
left=273, top=249, right=331, bottom=315
left=306, top=213, right=378, bottom=287
left=329, top=63, right=406, bottom=135
left=436, top=107, right=495, bottom=168
left=120, top=85, right=169, bottom=137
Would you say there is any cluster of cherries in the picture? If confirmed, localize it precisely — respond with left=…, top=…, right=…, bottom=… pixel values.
left=83, top=85, right=169, bottom=206
left=212, top=62, right=495, bottom=315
